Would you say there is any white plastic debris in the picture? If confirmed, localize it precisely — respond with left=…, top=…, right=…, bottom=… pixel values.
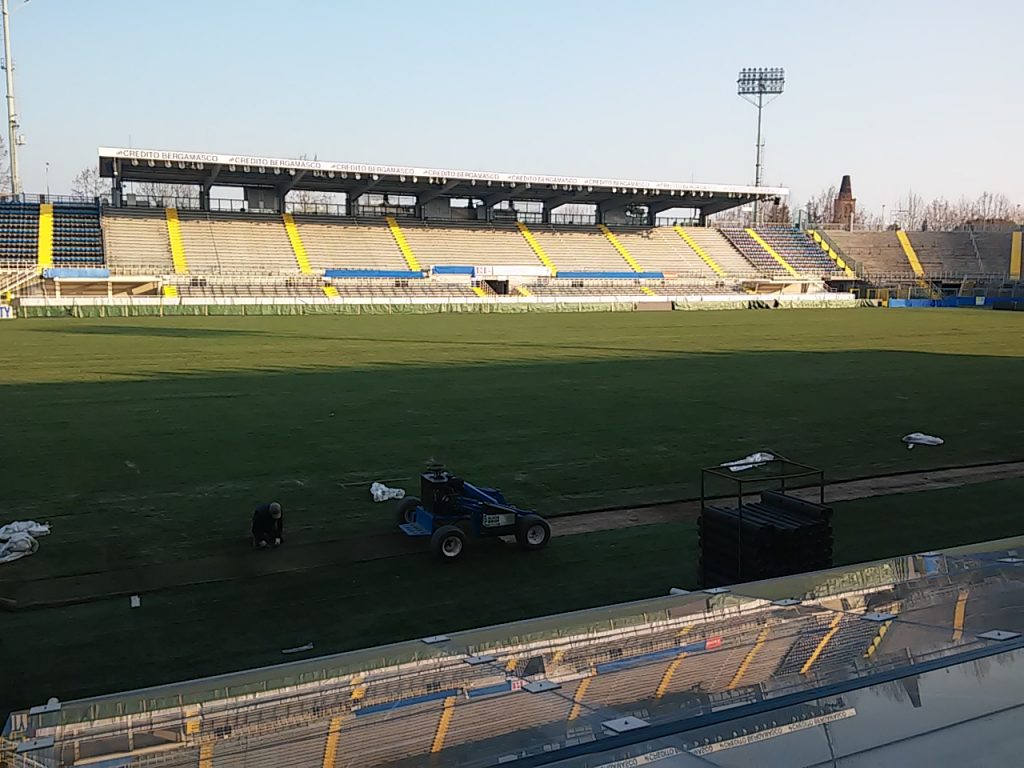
left=720, top=452, right=775, bottom=472
left=130, top=595, right=141, bottom=609
left=0, top=521, right=51, bottom=565
left=282, top=642, right=314, bottom=655
left=370, top=482, right=406, bottom=502
left=0, top=532, right=39, bottom=564
left=0, top=521, right=50, bottom=540
left=902, top=433, right=944, bottom=450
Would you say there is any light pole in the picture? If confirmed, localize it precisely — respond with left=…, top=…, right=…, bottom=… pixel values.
left=737, top=67, right=785, bottom=225
left=1, top=0, right=25, bottom=197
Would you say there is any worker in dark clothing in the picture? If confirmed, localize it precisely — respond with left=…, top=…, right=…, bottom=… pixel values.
left=252, top=502, right=283, bottom=549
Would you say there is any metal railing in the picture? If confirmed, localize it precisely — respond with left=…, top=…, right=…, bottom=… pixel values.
left=0, top=193, right=98, bottom=206
left=548, top=212, right=597, bottom=226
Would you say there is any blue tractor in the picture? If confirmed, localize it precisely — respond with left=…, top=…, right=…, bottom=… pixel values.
left=395, top=465, right=551, bottom=561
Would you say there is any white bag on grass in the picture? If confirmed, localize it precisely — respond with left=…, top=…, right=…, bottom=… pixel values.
left=0, top=532, right=39, bottom=564
left=370, top=482, right=406, bottom=502
left=902, top=433, right=944, bottom=450
left=0, top=521, right=50, bottom=540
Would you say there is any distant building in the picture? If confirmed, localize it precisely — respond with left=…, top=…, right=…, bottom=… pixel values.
left=833, top=175, right=856, bottom=224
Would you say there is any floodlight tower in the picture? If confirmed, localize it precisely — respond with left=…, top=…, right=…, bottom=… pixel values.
left=737, top=67, right=785, bottom=224
left=1, top=0, right=23, bottom=197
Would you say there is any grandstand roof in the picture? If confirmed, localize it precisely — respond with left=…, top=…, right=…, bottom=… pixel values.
left=98, top=147, right=788, bottom=214
left=7, top=535, right=1023, bottom=767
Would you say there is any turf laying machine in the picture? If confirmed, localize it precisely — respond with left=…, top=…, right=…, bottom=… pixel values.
left=395, top=464, right=551, bottom=561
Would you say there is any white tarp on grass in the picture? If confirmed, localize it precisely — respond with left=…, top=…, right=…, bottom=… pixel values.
left=0, top=521, right=51, bottom=565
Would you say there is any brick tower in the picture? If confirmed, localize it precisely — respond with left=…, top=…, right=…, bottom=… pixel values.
left=833, top=175, right=856, bottom=225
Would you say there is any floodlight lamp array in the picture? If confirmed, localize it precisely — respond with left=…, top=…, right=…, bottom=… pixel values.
left=737, top=67, right=786, bottom=96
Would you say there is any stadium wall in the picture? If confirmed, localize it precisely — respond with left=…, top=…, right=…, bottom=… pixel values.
left=14, top=292, right=857, bottom=318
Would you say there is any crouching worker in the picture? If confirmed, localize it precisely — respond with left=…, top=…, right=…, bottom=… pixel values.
left=252, top=502, right=283, bottom=549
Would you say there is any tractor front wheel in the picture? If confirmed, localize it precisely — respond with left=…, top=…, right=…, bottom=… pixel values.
left=515, top=515, right=551, bottom=551
left=396, top=497, right=421, bottom=526
left=431, top=525, right=466, bottom=561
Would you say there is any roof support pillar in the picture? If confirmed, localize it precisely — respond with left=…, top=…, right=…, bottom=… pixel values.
left=110, top=160, right=123, bottom=207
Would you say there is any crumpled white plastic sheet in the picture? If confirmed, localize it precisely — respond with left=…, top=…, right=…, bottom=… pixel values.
left=720, top=452, right=776, bottom=472
left=0, top=532, right=40, bottom=564
left=0, top=521, right=50, bottom=540
left=0, top=521, right=51, bottom=565
left=370, top=482, right=406, bottom=502
left=902, top=433, right=944, bottom=450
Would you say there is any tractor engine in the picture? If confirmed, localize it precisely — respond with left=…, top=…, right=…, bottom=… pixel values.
left=420, top=466, right=465, bottom=516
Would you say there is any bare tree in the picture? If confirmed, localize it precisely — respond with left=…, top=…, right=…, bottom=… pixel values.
left=132, top=182, right=200, bottom=208
left=970, top=191, right=1013, bottom=222
left=288, top=188, right=330, bottom=214
left=803, top=186, right=838, bottom=225
left=70, top=166, right=107, bottom=199
left=761, top=200, right=791, bottom=224
left=920, top=197, right=958, bottom=231
left=909, top=192, right=1021, bottom=230
left=855, top=210, right=883, bottom=231
left=895, top=190, right=925, bottom=230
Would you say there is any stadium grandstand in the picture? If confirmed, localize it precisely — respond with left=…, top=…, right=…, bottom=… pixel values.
left=4, top=538, right=1022, bottom=767
left=0, top=147, right=1020, bottom=314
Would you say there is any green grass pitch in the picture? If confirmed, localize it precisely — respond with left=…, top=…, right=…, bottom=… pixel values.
left=1, top=308, right=1022, bottom=714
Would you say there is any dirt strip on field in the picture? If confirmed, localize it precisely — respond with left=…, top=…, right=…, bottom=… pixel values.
left=3, top=461, right=1023, bottom=610
left=551, top=460, right=1024, bottom=536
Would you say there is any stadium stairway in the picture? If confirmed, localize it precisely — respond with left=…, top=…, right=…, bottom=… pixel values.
left=281, top=212, right=314, bottom=274
left=895, top=230, right=925, bottom=277
left=904, top=232, right=980, bottom=275
left=774, top=613, right=844, bottom=677
left=399, top=221, right=538, bottom=268
left=178, top=212, right=300, bottom=275
left=515, top=221, right=558, bottom=275
left=895, top=230, right=943, bottom=297
left=727, top=626, right=771, bottom=689
left=686, top=227, right=763, bottom=277
left=745, top=228, right=800, bottom=277
left=605, top=226, right=713, bottom=276
left=1012, top=231, right=1023, bottom=280
left=164, top=208, right=189, bottom=274
left=808, top=230, right=857, bottom=278
left=385, top=216, right=422, bottom=271
left=753, top=227, right=835, bottom=275
left=102, top=208, right=175, bottom=273
left=973, top=231, right=1015, bottom=276
left=295, top=217, right=409, bottom=271
left=826, top=230, right=914, bottom=277
left=37, top=203, right=54, bottom=269
left=597, top=223, right=646, bottom=272
left=0, top=264, right=39, bottom=299
left=530, top=225, right=627, bottom=272
left=721, top=228, right=792, bottom=277
left=673, top=226, right=726, bottom=276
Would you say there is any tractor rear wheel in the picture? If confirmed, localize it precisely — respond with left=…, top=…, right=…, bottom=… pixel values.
left=515, top=515, right=551, bottom=551
left=396, top=497, right=421, bottom=526
left=431, top=525, right=466, bottom=561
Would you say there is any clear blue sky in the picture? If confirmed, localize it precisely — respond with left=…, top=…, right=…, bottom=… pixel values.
left=12, top=0, right=1024, bottom=214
